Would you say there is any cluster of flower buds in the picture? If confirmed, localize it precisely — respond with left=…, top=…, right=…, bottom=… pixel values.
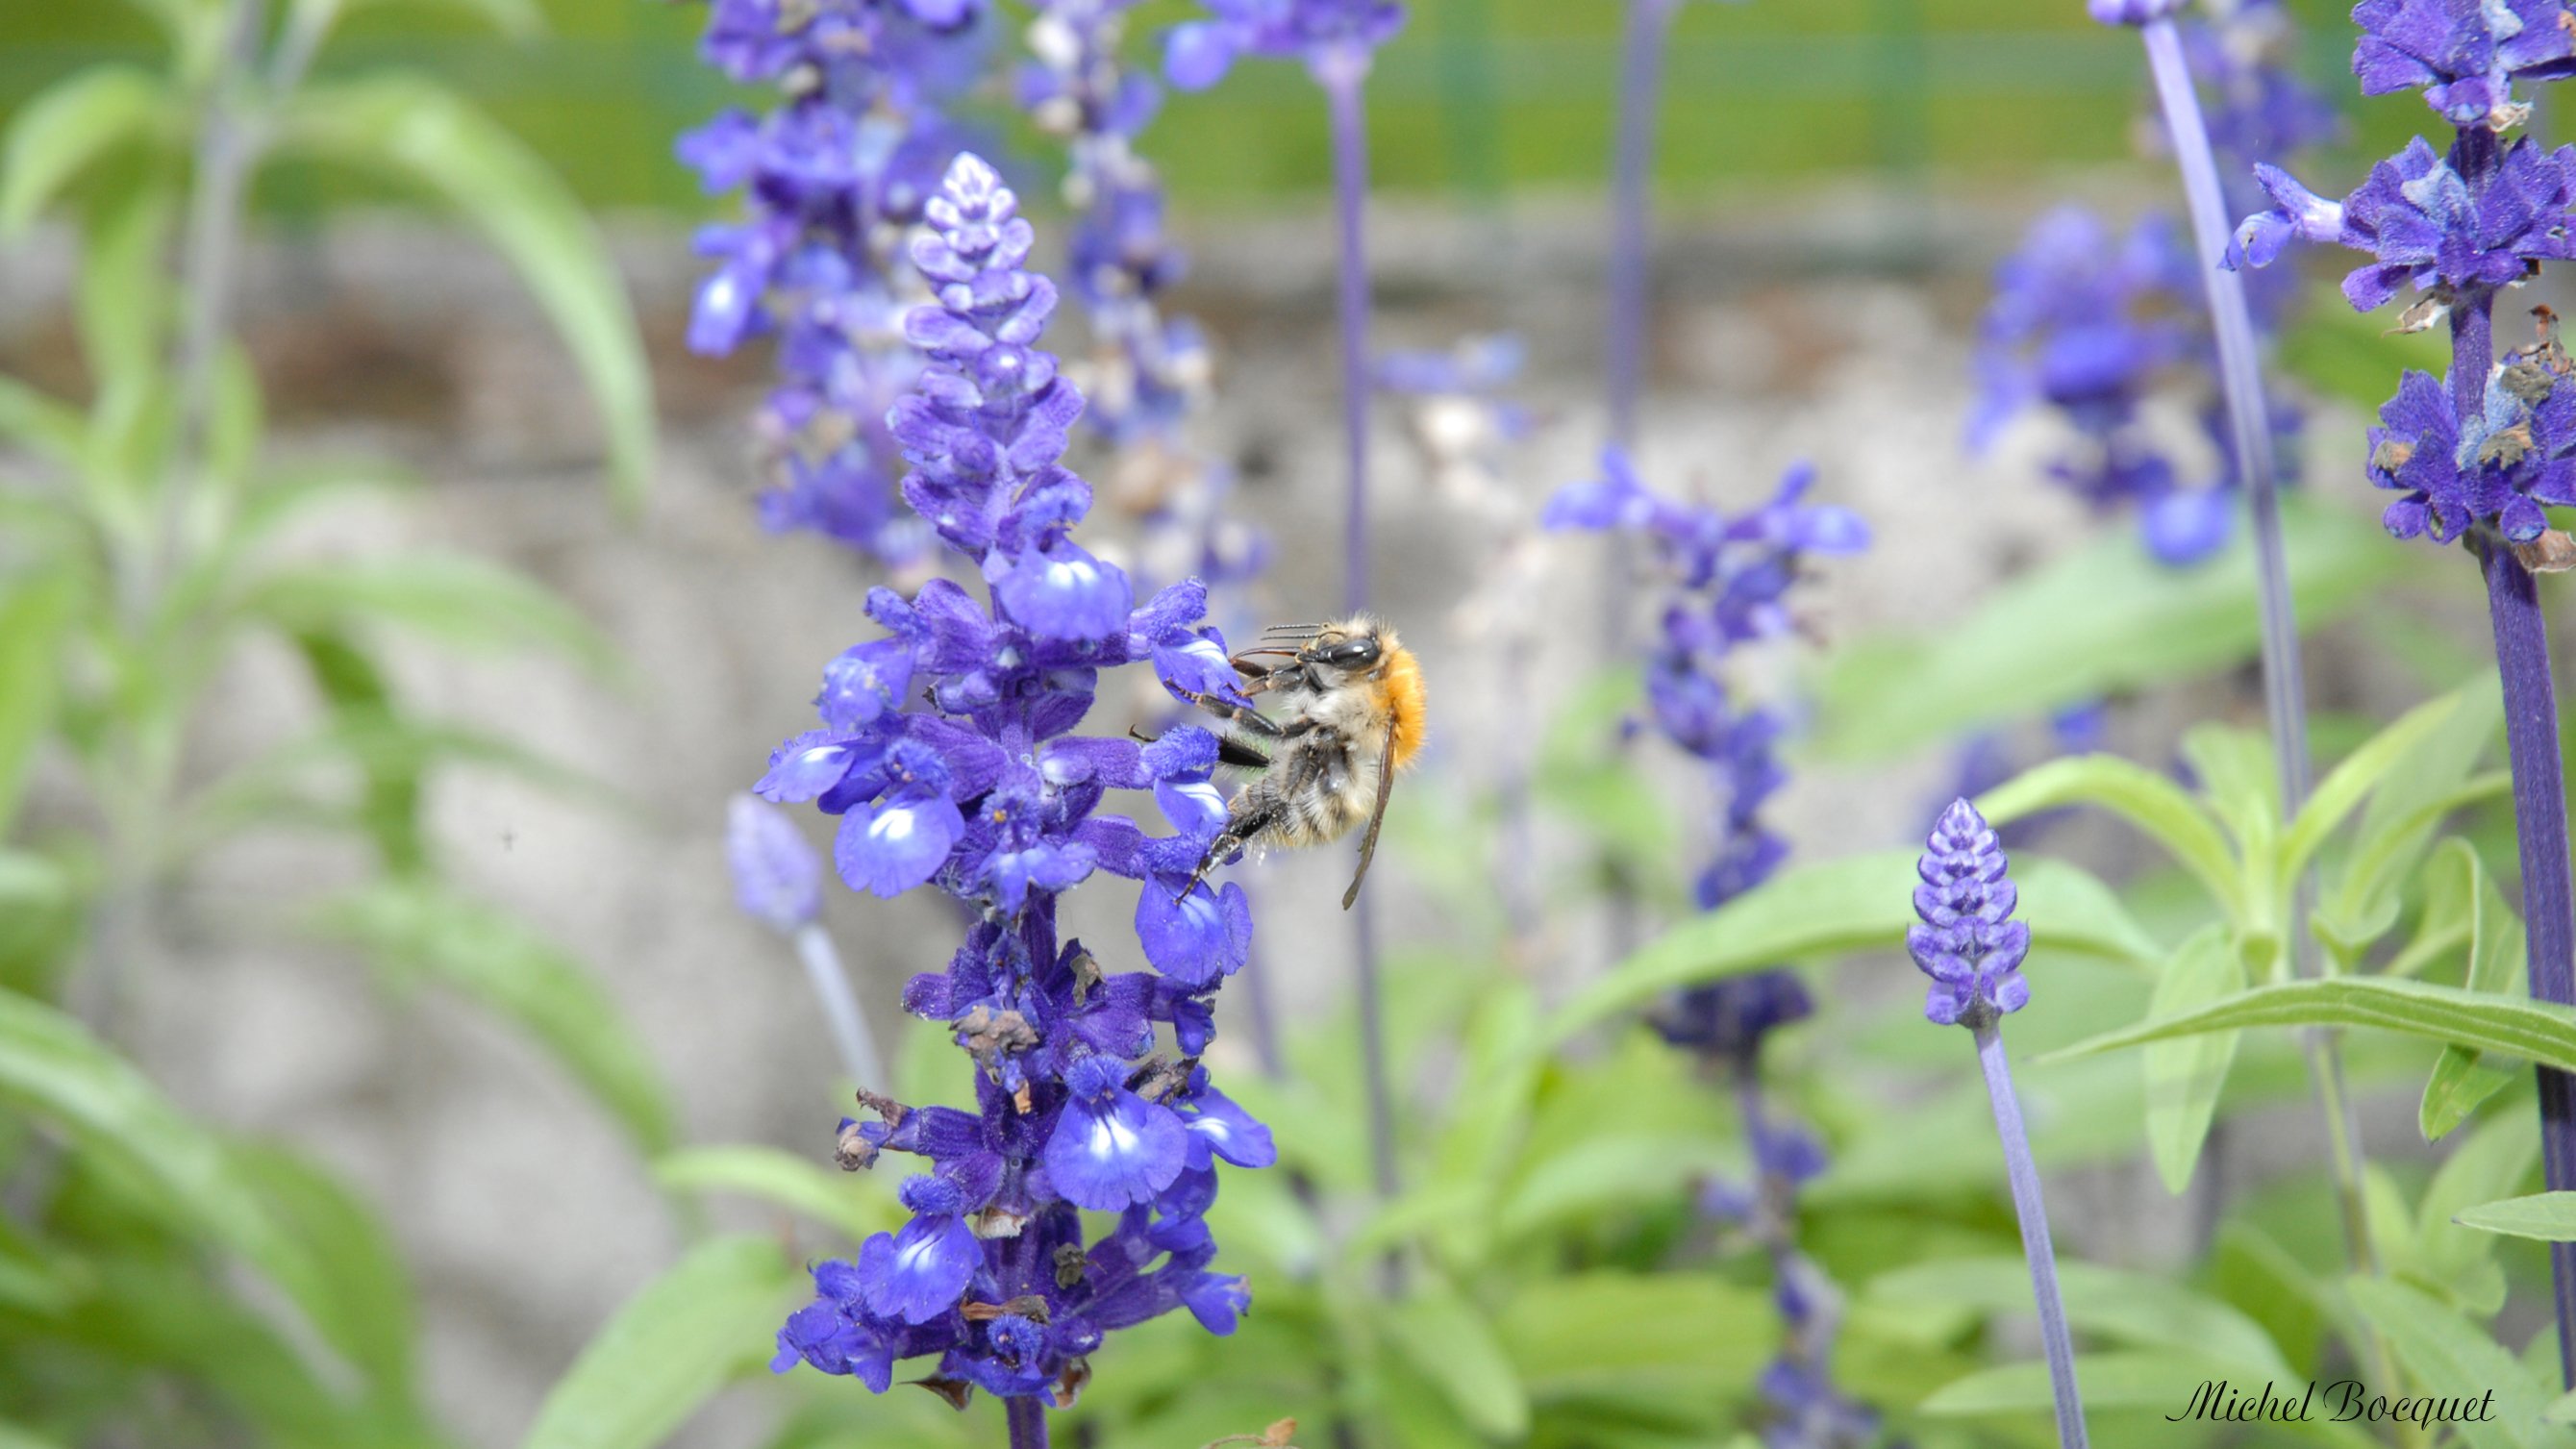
left=762, top=155, right=1273, bottom=1410
left=679, top=0, right=990, bottom=561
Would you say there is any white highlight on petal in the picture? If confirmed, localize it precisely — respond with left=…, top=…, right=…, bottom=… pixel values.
left=871, top=808, right=918, bottom=843
left=1088, top=1112, right=1142, bottom=1162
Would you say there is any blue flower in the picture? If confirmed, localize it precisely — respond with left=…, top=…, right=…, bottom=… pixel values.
left=766, top=156, right=1269, bottom=1407
left=1164, top=0, right=1408, bottom=89
left=2353, top=0, right=2576, bottom=128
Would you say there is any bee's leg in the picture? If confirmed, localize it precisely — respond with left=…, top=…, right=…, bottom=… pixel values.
left=1181, top=797, right=1284, bottom=898
left=1176, top=688, right=1286, bottom=738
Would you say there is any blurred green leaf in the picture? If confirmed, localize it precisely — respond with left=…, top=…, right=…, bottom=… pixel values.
left=2283, top=689, right=2467, bottom=887
left=2143, top=924, right=2243, bottom=1195
left=1386, top=1279, right=1529, bottom=1439
left=652, top=1146, right=900, bottom=1245
left=1978, top=755, right=2239, bottom=917
left=2453, top=1192, right=2576, bottom=1241
left=2413, top=1108, right=2534, bottom=1316
left=1549, top=849, right=2159, bottom=1046
left=1918, top=1350, right=2206, bottom=1414
left=1867, top=1256, right=2291, bottom=1378
left=0, top=377, right=88, bottom=465
left=0, top=1420, right=68, bottom=1449
left=280, top=76, right=654, bottom=508
left=344, top=0, right=542, bottom=37
left=230, top=1140, right=424, bottom=1407
left=0, top=571, right=77, bottom=837
left=0, top=64, right=168, bottom=237
left=313, top=879, right=677, bottom=1154
left=2346, top=1276, right=2552, bottom=1449
left=1495, top=1272, right=1773, bottom=1400
left=1812, top=495, right=2398, bottom=761
left=75, top=182, right=174, bottom=410
left=0, top=992, right=346, bottom=1382
left=239, top=555, right=620, bottom=675
left=2045, top=977, right=2576, bottom=1073
left=2419, top=839, right=2525, bottom=1141
left=518, top=1235, right=801, bottom=1449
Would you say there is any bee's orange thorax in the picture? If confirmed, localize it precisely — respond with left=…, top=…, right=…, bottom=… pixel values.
left=1380, top=644, right=1426, bottom=769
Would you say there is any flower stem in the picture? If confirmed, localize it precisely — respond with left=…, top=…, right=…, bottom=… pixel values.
left=2478, top=532, right=2576, bottom=1387
left=1318, top=47, right=1399, bottom=1206
left=791, top=923, right=886, bottom=1093
left=2139, top=16, right=2388, bottom=1297
left=1972, top=1021, right=2087, bottom=1449
left=1605, top=0, right=1676, bottom=452
left=1006, top=1394, right=1050, bottom=1449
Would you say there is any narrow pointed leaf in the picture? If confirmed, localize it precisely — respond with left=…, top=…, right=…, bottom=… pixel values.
left=2042, top=978, right=2576, bottom=1074
left=2454, top=1192, right=2576, bottom=1242
left=1386, top=1280, right=1530, bottom=1439
left=2419, top=840, right=2525, bottom=1140
left=652, top=1146, right=900, bottom=1244
left=2143, top=924, right=2243, bottom=1194
left=2283, top=689, right=2470, bottom=885
left=1977, top=756, right=2240, bottom=917
left=0, top=64, right=167, bottom=237
left=2345, top=1276, right=2551, bottom=1449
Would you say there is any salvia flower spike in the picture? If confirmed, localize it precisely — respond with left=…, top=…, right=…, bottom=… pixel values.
left=679, top=0, right=990, bottom=561
left=763, top=156, right=1273, bottom=1440
left=727, top=794, right=886, bottom=1091
left=1911, top=801, right=2086, bottom=1449
left=2225, top=0, right=2576, bottom=1383
left=1546, top=452, right=1873, bottom=1439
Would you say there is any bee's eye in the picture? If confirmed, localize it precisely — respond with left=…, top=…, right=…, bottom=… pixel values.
left=1321, top=637, right=1382, bottom=669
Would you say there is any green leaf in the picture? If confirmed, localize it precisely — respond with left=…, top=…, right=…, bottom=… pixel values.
left=2419, top=839, right=2526, bottom=1141
left=2345, top=1276, right=2554, bottom=1449
left=2454, top=1192, right=2576, bottom=1241
left=2042, top=977, right=2576, bottom=1075
left=518, top=1235, right=802, bottom=1449
left=2413, top=1109, right=2534, bottom=1315
left=2318, top=679, right=2504, bottom=960
left=1812, top=493, right=2399, bottom=761
left=0, top=993, right=344, bottom=1376
left=347, top=0, right=541, bottom=36
left=0, top=376, right=87, bottom=465
left=0, top=572, right=77, bottom=838
left=0, top=1420, right=69, bottom=1449
left=280, top=77, right=654, bottom=509
left=651, top=1146, right=900, bottom=1245
left=1868, top=1256, right=2291, bottom=1378
left=238, top=555, right=621, bottom=675
left=75, top=181, right=174, bottom=406
left=1495, top=1272, right=1774, bottom=1399
left=1918, top=1350, right=2200, bottom=1413
left=1548, top=849, right=2160, bottom=1047
left=1386, top=1280, right=1530, bottom=1440
left=1978, top=756, right=2240, bottom=918
left=0, top=65, right=168, bottom=237
left=2143, top=925, right=2245, bottom=1195
left=313, top=880, right=676, bottom=1154
left=2284, top=690, right=2469, bottom=887
left=230, top=1139, right=422, bottom=1405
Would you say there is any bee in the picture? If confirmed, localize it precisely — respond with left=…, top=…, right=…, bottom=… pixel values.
left=1173, top=615, right=1426, bottom=910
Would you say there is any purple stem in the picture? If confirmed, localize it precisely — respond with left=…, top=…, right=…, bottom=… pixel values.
left=1605, top=0, right=1677, bottom=451
left=1972, top=1021, right=2088, bottom=1449
left=2482, top=541, right=2576, bottom=1385
left=1317, top=44, right=1400, bottom=1203
left=2140, top=14, right=2386, bottom=1284
left=1006, top=1395, right=1049, bottom=1449
left=2443, top=121, right=2576, bottom=1384
left=2138, top=18, right=2312, bottom=844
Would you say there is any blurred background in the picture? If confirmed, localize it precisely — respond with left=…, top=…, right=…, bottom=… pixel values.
left=0, top=1, right=2534, bottom=1446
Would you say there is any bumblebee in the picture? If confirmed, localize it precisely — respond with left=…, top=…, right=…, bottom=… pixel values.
left=1175, top=615, right=1426, bottom=910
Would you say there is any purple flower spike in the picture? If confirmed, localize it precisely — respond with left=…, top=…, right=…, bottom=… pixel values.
left=727, top=795, right=821, bottom=934
left=766, top=155, right=1270, bottom=1407
left=1908, top=799, right=2034, bottom=1028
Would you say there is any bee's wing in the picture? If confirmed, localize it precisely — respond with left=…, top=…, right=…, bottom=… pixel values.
left=1340, top=716, right=1402, bottom=912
